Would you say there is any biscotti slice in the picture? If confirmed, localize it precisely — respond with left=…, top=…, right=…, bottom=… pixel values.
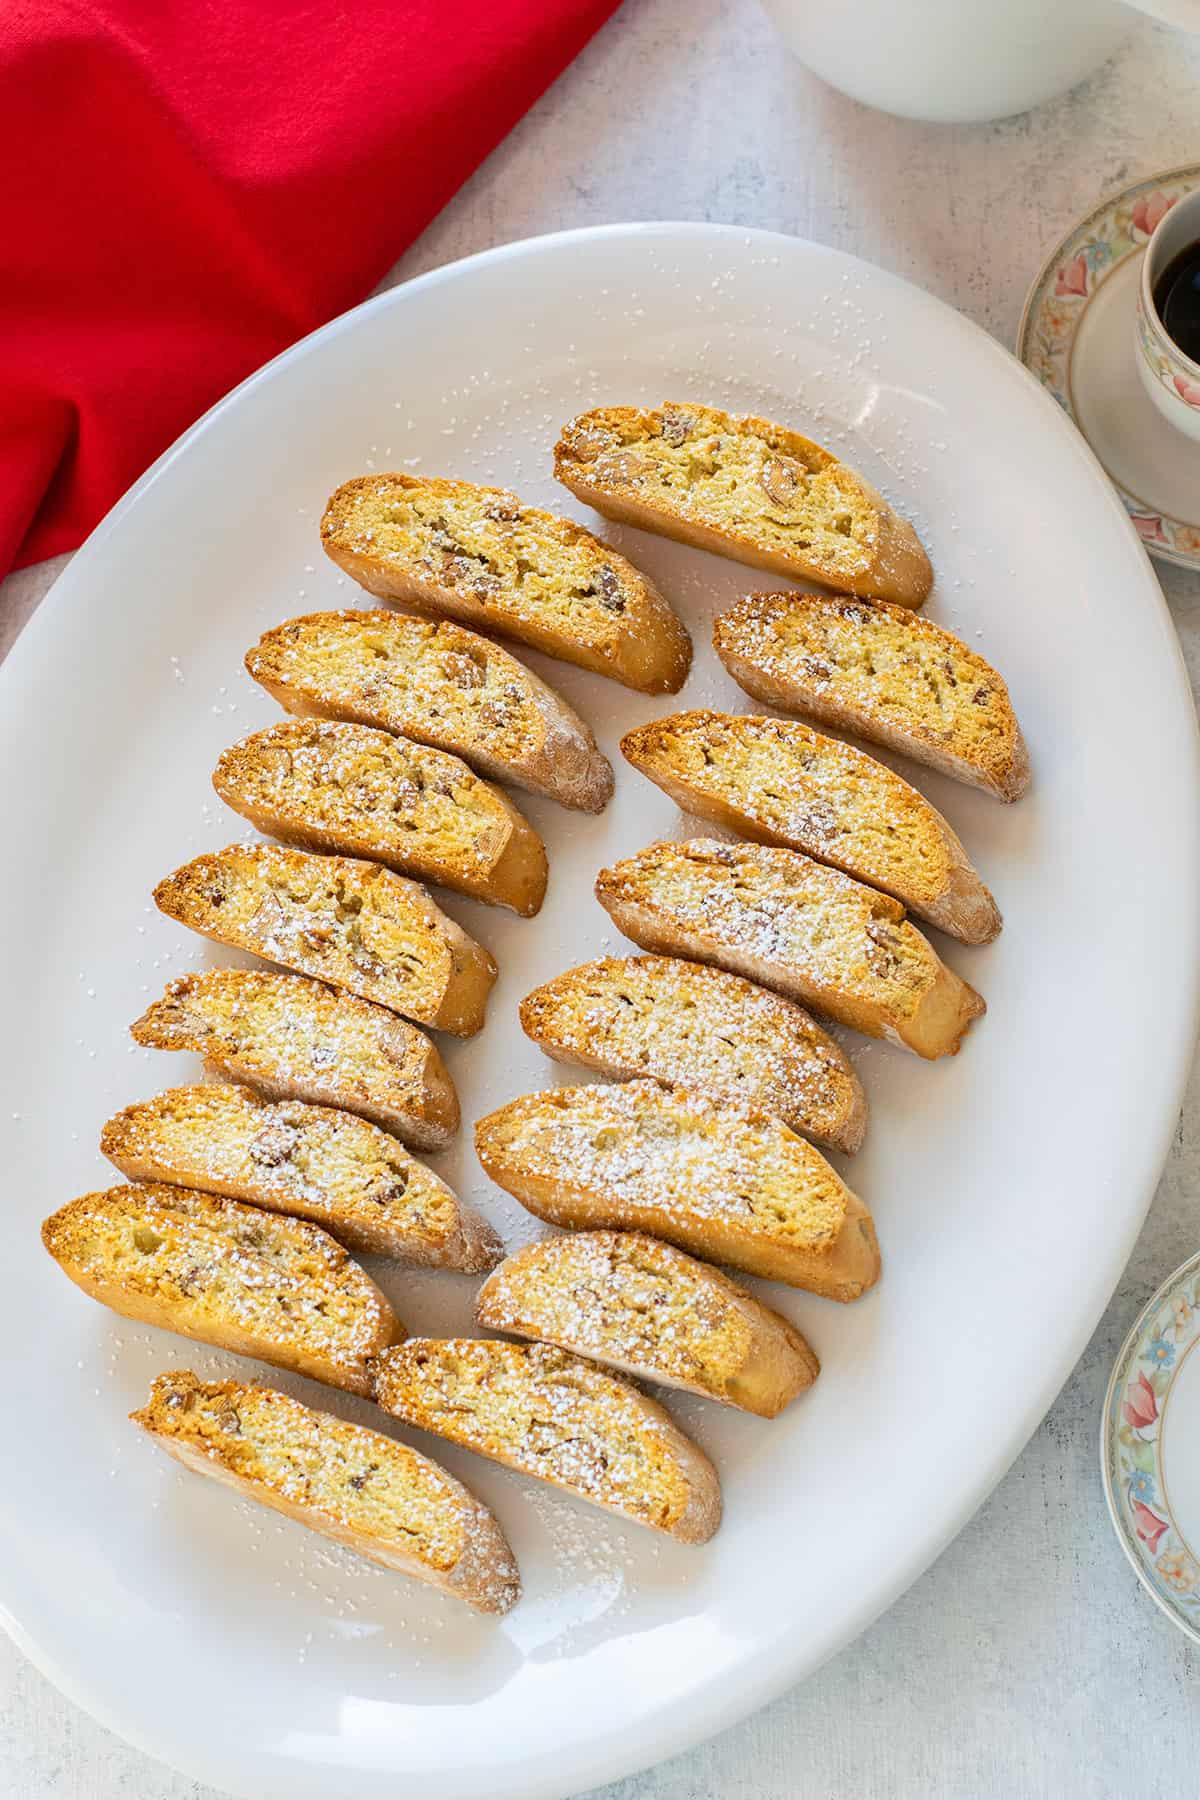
left=133, top=1371, right=519, bottom=1613
left=596, top=838, right=984, bottom=1059
left=130, top=969, right=459, bottom=1151
left=554, top=403, right=932, bottom=606
left=476, top=1230, right=819, bottom=1416
left=213, top=720, right=546, bottom=918
left=374, top=1338, right=721, bottom=1542
left=621, top=710, right=1000, bottom=945
left=320, top=474, right=692, bottom=694
left=713, top=591, right=1030, bottom=801
left=153, top=844, right=496, bottom=1037
left=101, top=1085, right=500, bottom=1269
left=246, top=610, right=614, bottom=813
left=475, top=1083, right=879, bottom=1302
left=518, top=953, right=865, bottom=1153
left=42, top=1184, right=402, bottom=1395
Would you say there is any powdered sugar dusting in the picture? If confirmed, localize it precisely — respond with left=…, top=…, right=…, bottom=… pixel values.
left=130, top=966, right=454, bottom=1150
left=376, top=1338, right=717, bottom=1540
left=520, top=952, right=859, bottom=1144
left=46, top=1182, right=395, bottom=1386
left=247, top=610, right=612, bottom=812
left=479, top=1078, right=847, bottom=1250
left=597, top=840, right=935, bottom=1021
left=623, top=708, right=953, bottom=904
left=477, top=1229, right=754, bottom=1392
left=214, top=718, right=515, bottom=882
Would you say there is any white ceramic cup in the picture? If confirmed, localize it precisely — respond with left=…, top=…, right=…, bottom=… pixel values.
left=757, top=0, right=1200, bottom=125
left=1135, top=187, right=1200, bottom=444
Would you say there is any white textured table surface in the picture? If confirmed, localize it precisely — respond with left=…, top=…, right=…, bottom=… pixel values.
left=5, top=4, right=1200, bottom=1795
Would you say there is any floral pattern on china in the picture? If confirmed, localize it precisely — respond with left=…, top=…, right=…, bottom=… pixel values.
left=1107, top=1259, right=1200, bottom=1625
left=1135, top=302, right=1200, bottom=415
left=1018, top=168, right=1200, bottom=566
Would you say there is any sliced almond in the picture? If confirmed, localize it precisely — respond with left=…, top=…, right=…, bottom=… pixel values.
left=595, top=450, right=655, bottom=485
left=759, top=456, right=805, bottom=509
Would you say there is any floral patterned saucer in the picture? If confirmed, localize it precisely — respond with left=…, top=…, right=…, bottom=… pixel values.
left=1018, top=164, right=1200, bottom=573
left=1103, top=1250, right=1200, bottom=1641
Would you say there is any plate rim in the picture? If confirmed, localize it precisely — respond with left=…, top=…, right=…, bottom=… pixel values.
left=3, top=218, right=1200, bottom=1800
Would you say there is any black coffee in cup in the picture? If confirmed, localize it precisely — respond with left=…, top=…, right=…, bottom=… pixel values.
left=1154, top=243, right=1200, bottom=364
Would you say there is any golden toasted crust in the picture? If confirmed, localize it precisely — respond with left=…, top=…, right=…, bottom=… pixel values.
left=476, top=1230, right=819, bottom=1416
left=246, top=610, right=614, bottom=813
left=42, top=1184, right=403, bottom=1395
left=153, top=844, right=497, bottom=1037
left=101, top=1085, right=500, bottom=1269
left=621, top=710, right=1000, bottom=945
left=713, top=592, right=1030, bottom=802
left=596, top=838, right=985, bottom=1060
left=475, top=1082, right=880, bottom=1302
left=319, top=474, right=692, bottom=694
left=213, top=720, right=547, bottom=918
left=373, top=1338, right=721, bottom=1542
left=554, top=403, right=932, bottom=606
left=132, top=1372, right=520, bottom=1613
left=518, top=953, right=865, bottom=1153
left=130, top=969, right=460, bottom=1151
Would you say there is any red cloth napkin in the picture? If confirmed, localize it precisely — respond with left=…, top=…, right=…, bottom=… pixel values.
left=0, top=0, right=620, bottom=578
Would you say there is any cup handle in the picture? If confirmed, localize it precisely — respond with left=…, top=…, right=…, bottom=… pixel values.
left=1121, top=0, right=1200, bottom=26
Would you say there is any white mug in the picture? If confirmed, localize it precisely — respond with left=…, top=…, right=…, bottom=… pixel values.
left=758, top=0, right=1200, bottom=124
left=1135, top=186, right=1200, bottom=444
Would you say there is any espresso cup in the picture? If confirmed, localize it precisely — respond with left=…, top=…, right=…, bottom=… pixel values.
left=1135, top=185, right=1200, bottom=444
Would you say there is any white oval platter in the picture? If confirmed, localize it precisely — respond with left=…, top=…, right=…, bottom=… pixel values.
left=0, top=223, right=1197, bottom=1800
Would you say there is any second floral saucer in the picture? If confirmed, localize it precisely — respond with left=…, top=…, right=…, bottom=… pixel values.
left=1103, top=1249, right=1200, bottom=1644
left=1018, top=164, right=1200, bottom=574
